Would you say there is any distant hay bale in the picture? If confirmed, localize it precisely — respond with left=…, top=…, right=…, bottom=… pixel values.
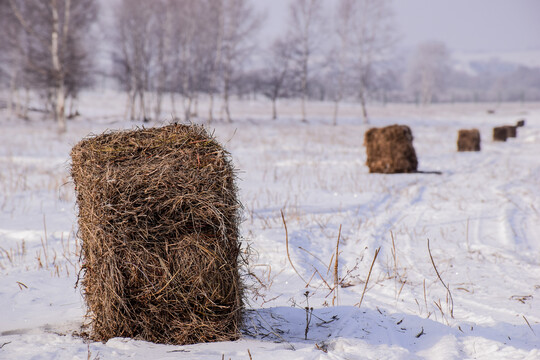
left=516, top=119, right=525, bottom=127
left=457, top=129, right=481, bottom=152
left=71, top=124, right=243, bottom=345
left=493, top=126, right=508, bottom=142
left=364, top=124, right=418, bottom=173
left=504, top=125, right=517, bottom=138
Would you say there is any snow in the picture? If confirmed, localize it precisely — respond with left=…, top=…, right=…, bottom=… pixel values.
left=1, top=96, right=539, bottom=359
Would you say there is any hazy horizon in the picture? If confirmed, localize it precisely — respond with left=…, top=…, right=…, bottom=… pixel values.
left=258, top=0, right=540, bottom=53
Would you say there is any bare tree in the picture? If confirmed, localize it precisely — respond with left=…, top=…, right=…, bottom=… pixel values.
left=203, top=0, right=260, bottom=123
left=331, top=0, right=354, bottom=125
left=4, top=0, right=97, bottom=131
left=112, top=0, right=155, bottom=121
left=221, top=0, right=260, bottom=122
left=286, top=0, right=324, bottom=123
left=0, top=1, right=29, bottom=119
left=405, top=41, right=451, bottom=105
left=152, top=0, right=173, bottom=121
left=332, top=0, right=396, bottom=124
left=111, top=0, right=239, bottom=124
left=176, top=0, right=199, bottom=121
left=170, top=0, right=216, bottom=122
left=206, top=0, right=224, bottom=123
left=261, top=39, right=294, bottom=120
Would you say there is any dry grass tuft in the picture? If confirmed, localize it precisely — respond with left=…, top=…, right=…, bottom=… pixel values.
left=364, top=125, right=418, bottom=173
left=457, top=129, right=481, bottom=152
left=71, top=124, right=243, bottom=345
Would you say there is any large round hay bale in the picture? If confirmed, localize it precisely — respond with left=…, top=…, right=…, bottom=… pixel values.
left=70, top=124, right=243, bottom=345
left=457, top=129, right=481, bottom=152
left=364, top=124, right=418, bottom=173
left=493, top=126, right=508, bottom=142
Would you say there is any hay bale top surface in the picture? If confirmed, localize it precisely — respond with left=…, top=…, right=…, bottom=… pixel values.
left=364, top=124, right=414, bottom=145
left=71, top=124, right=243, bottom=345
left=72, top=124, right=225, bottom=163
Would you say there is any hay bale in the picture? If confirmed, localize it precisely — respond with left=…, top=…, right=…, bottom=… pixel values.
left=71, top=124, right=243, bottom=345
left=504, top=125, right=517, bottom=138
left=364, top=124, right=418, bottom=173
left=457, top=129, right=481, bottom=152
left=493, top=126, right=508, bottom=141
left=493, top=125, right=517, bottom=140
left=516, top=119, right=525, bottom=127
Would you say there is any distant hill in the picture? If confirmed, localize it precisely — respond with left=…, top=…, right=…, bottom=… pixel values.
left=454, top=50, right=540, bottom=75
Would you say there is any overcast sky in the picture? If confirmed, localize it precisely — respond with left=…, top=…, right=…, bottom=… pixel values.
left=259, top=0, right=540, bottom=53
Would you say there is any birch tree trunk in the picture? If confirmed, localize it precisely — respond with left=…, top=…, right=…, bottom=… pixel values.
left=170, top=92, right=177, bottom=119
left=300, top=20, right=309, bottom=123
left=333, top=0, right=353, bottom=126
left=300, top=55, right=307, bottom=122
left=359, top=89, right=369, bottom=124
left=129, top=75, right=137, bottom=120
left=22, top=87, right=29, bottom=119
left=155, top=38, right=165, bottom=120
left=8, top=71, right=17, bottom=119
left=222, top=63, right=232, bottom=122
left=51, top=0, right=66, bottom=133
left=154, top=8, right=172, bottom=121
left=138, top=90, right=147, bottom=120
left=181, top=35, right=193, bottom=121
left=193, top=95, right=198, bottom=117
left=288, top=0, right=323, bottom=123
left=208, top=1, right=224, bottom=123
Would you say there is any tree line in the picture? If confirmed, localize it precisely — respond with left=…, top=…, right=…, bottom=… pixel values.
left=1, top=0, right=539, bottom=132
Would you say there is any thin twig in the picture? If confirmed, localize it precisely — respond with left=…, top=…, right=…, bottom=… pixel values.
left=523, top=315, right=536, bottom=335
left=298, top=246, right=327, bottom=268
left=313, top=268, right=332, bottom=290
left=304, top=291, right=313, bottom=340
left=326, top=253, right=335, bottom=275
left=466, top=218, right=470, bottom=252
left=357, top=247, right=380, bottom=309
left=41, top=214, right=49, bottom=268
left=281, top=210, right=308, bottom=285
left=333, top=225, right=342, bottom=306
left=423, top=279, right=429, bottom=316
left=427, top=239, right=454, bottom=318
left=305, top=269, right=317, bottom=287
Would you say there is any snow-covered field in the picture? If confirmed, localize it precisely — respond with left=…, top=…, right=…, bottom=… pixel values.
left=1, top=94, right=539, bottom=359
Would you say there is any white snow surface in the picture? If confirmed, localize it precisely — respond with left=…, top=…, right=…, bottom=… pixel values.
left=1, top=96, right=539, bottom=359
